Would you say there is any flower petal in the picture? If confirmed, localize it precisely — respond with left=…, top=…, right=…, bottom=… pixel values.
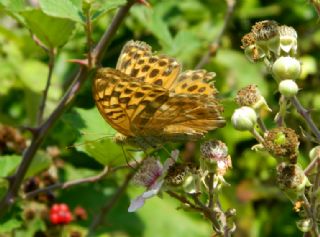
left=163, top=150, right=179, bottom=171
left=142, top=180, right=164, bottom=198
left=128, top=195, right=145, bottom=212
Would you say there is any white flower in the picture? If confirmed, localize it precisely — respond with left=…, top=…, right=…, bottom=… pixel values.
left=128, top=150, right=179, bottom=212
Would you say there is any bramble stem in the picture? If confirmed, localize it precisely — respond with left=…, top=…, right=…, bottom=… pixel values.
left=37, top=48, right=55, bottom=125
left=290, top=96, right=320, bottom=142
left=25, top=167, right=110, bottom=199
left=195, top=0, right=236, bottom=69
left=0, top=0, right=136, bottom=218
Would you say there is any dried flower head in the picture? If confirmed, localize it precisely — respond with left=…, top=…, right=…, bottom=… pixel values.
left=252, top=20, right=279, bottom=41
left=241, top=32, right=256, bottom=49
left=235, top=85, right=271, bottom=112
left=165, top=163, right=197, bottom=187
left=264, top=127, right=299, bottom=163
left=252, top=20, right=280, bottom=54
left=200, top=140, right=231, bottom=175
left=277, top=163, right=310, bottom=201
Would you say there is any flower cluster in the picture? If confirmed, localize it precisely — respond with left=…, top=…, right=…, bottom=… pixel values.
left=237, top=21, right=317, bottom=232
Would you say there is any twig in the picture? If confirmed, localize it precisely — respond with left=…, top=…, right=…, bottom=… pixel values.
left=195, top=0, right=236, bottom=69
left=304, top=156, right=320, bottom=175
left=208, top=173, right=214, bottom=209
left=250, top=128, right=265, bottom=144
left=87, top=171, right=135, bottom=236
left=166, top=191, right=202, bottom=212
left=290, top=96, right=320, bottom=142
left=85, top=6, right=93, bottom=68
left=37, top=48, right=55, bottom=125
left=0, top=0, right=136, bottom=218
left=25, top=166, right=110, bottom=199
left=257, top=117, right=268, bottom=133
left=301, top=194, right=320, bottom=236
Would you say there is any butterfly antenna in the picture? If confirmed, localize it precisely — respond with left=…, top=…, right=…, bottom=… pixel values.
left=121, top=144, right=136, bottom=170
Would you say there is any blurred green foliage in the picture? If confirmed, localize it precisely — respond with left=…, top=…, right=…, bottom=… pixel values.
left=0, top=0, right=320, bottom=236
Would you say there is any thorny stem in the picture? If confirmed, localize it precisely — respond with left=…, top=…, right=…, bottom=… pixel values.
left=86, top=171, right=135, bottom=237
left=195, top=0, right=236, bottom=69
left=0, top=0, right=136, bottom=218
left=189, top=193, right=232, bottom=237
left=166, top=191, right=202, bottom=212
left=25, top=166, right=110, bottom=199
left=37, top=48, right=55, bottom=125
left=290, top=96, right=320, bottom=142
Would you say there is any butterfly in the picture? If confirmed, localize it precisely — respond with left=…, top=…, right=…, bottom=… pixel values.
left=93, top=41, right=225, bottom=147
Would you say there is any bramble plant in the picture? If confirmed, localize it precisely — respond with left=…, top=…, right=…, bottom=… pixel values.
left=1, top=0, right=320, bottom=237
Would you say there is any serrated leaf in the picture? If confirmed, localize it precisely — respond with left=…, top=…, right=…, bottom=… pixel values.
left=91, top=0, right=126, bottom=21
left=20, top=9, right=76, bottom=48
left=39, top=0, right=85, bottom=23
left=62, top=108, right=125, bottom=165
left=0, top=155, right=21, bottom=177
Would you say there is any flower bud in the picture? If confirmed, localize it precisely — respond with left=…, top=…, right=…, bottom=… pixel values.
left=251, top=20, right=280, bottom=54
left=263, top=127, right=299, bottom=163
left=235, top=85, right=271, bottom=112
left=277, top=163, right=311, bottom=201
left=278, top=79, right=298, bottom=97
left=272, top=56, right=301, bottom=80
left=279, top=25, right=298, bottom=55
left=309, top=146, right=320, bottom=160
left=231, top=106, right=257, bottom=131
left=296, top=218, right=313, bottom=233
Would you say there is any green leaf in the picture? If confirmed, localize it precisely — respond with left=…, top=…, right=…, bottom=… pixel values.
left=20, top=9, right=76, bottom=48
left=39, top=0, right=85, bottom=23
left=0, top=218, right=22, bottom=233
left=26, top=151, right=52, bottom=178
left=131, top=5, right=173, bottom=48
left=62, top=108, right=125, bottom=165
left=0, top=152, right=51, bottom=180
left=91, top=0, right=126, bottom=21
left=0, top=0, right=27, bottom=12
left=0, top=155, right=21, bottom=177
left=19, top=60, right=48, bottom=92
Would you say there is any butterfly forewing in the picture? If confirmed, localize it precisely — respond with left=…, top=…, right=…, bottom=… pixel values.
left=93, top=40, right=225, bottom=145
left=116, top=41, right=181, bottom=89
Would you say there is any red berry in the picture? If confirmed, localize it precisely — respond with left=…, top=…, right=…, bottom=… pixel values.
left=63, top=212, right=72, bottom=224
left=50, top=204, right=60, bottom=214
left=59, top=203, right=69, bottom=212
left=50, top=213, right=60, bottom=224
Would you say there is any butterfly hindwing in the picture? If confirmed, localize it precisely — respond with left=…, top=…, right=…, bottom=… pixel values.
left=94, top=41, right=225, bottom=145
